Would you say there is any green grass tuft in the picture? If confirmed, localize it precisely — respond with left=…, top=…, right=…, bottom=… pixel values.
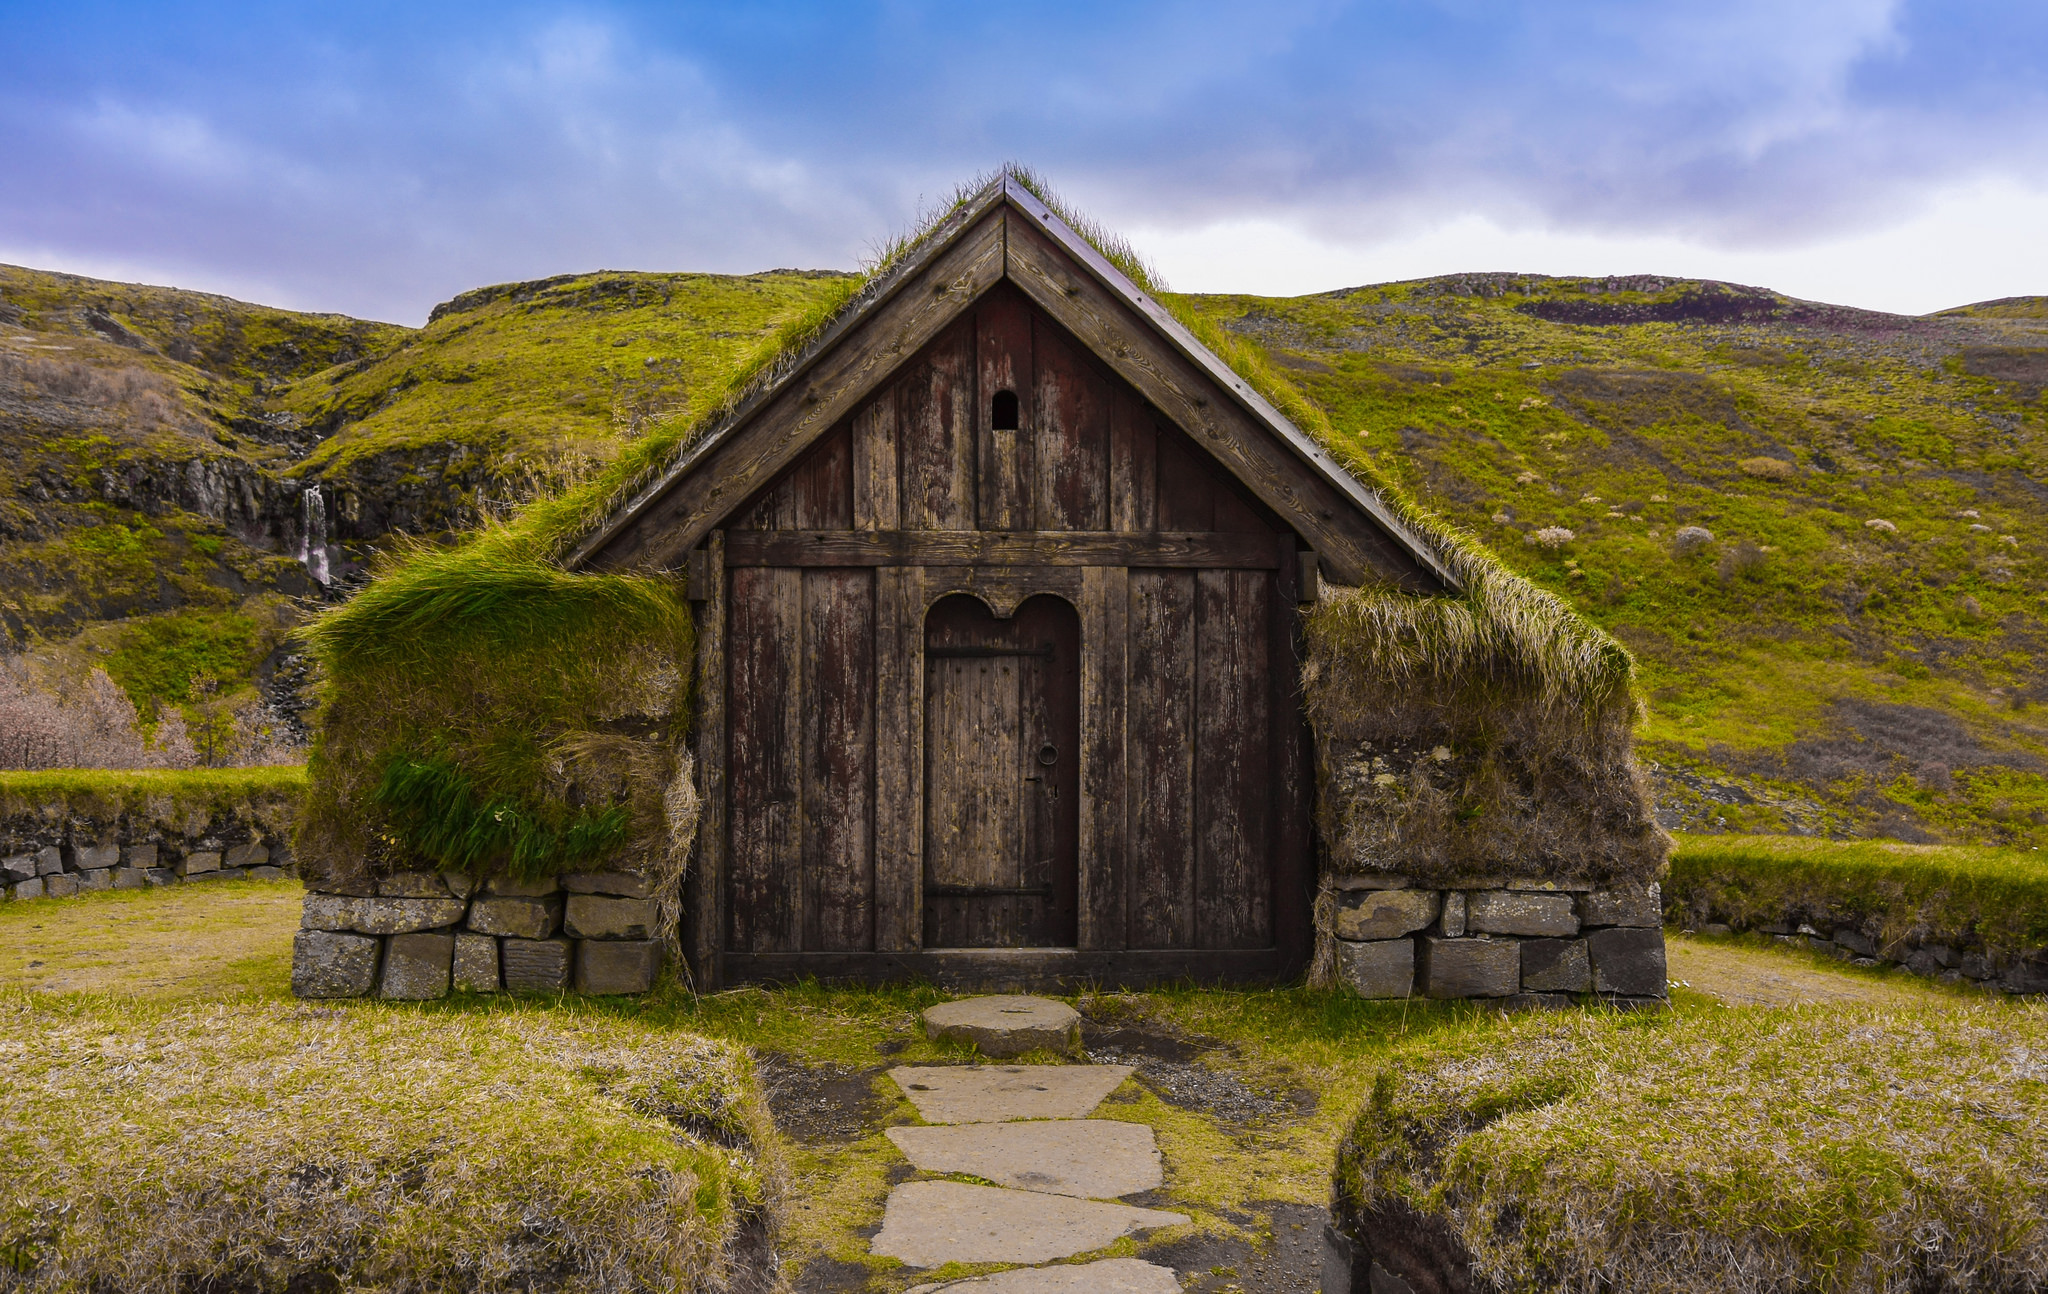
left=372, top=753, right=631, bottom=878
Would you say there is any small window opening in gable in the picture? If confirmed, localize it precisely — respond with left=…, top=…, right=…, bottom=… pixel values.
left=991, top=389, right=1020, bottom=431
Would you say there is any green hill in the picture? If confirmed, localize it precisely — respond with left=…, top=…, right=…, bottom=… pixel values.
left=2, top=262, right=2043, bottom=845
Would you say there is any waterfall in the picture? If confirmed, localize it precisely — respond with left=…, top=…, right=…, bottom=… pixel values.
left=297, top=486, right=331, bottom=586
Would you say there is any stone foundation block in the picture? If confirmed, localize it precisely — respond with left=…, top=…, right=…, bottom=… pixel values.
left=1338, top=938, right=1415, bottom=998
left=453, top=933, right=501, bottom=991
left=2, top=855, right=34, bottom=884
left=353, top=897, right=467, bottom=935
left=112, top=867, right=148, bottom=890
left=35, top=846, right=63, bottom=876
left=248, top=865, right=285, bottom=880
left=564, top=870, right=658, bottom=899
left=376, top=870, right=448, bottom=898
left=224, top=842, right=270, bottom=870
left=301, top=895, right=357, bottom=930
left=179, top=851, right=222, bottom=877
left=442, top=871, right=480, bottom=900
left=74, top=843, right=120, bottom=870
left=76, top=868, right=112, bottom=892
left=1439, top=892, right=1467, bottom=937
left=44, top=874, right=79, bottom=898
left=10, top=878, right=45, bottom=900
left=123, top=843, right=158, bottom=868
left=1421, top=937, right=1520, bottom=998
left=502, top=937, right=572, bottom=991
left=293, top=931, right=380, bottom=997
left=1589, top=927, right=1667, bottom=996
left=1578, top=883, right=1661, bottom=928
left=485, top=875, right=561, bottom=897
left=469, top=895, right=563, bottom=939
left=380, top=932, right=454, bottom=1000
left=1466, top=891, right=1578, bottom=937
left=1520, top=937, right=1591, bottom=993
left=146, top=867, right=176, bottom=886
left=1330, top=873, right=1416, bottom=891
left=564, top=894, right=657, bottom=940
left=1334, top=890, right=1440, bottom=941
left=574, top=940, right=661, bottom=995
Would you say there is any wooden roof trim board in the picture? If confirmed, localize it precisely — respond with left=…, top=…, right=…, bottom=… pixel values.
left=567, top=173, right=1457, bottom=590
left=996, top=178, right=1458, bottom=592
left=563, top=181, right=1011, bottom=571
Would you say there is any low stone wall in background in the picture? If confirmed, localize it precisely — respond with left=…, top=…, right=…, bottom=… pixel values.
left=1685, top=909, right=2048, bottom=996
left=291, top=870, right=664, bottom=999
left=2, top=774, right=299, bottom=900
left=1330, top=877, right=1667, bottom=1005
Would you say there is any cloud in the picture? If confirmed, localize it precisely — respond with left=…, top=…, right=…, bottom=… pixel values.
left=0, top=0, right=2043, bottom=321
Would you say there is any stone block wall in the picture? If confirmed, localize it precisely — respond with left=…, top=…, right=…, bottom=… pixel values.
left=3, top=824, right=289, bottom=900
left=1689, top=911, right=2048, bottom=996
left=1330, top=877, right=1667, bottom=1006
left=292, top=870, right=664, bottom=999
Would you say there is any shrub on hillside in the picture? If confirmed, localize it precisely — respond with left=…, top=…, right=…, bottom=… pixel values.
left=0, top=657, right=297, bottom=771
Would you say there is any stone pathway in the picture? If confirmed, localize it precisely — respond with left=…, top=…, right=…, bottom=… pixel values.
left=872, top=996, right=1188, bottom=1290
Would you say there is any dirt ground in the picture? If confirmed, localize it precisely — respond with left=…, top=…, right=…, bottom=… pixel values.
left=1665, top=932, right=1974, bottom=1008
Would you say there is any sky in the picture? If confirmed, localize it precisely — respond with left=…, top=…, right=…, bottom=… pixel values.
left=3, top=1, right=2045, bottom=325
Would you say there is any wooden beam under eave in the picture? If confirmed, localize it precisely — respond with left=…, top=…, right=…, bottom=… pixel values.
left=583, top=208, right=1009, bottom=573
left=1003, top=211, right=1442, bottom=592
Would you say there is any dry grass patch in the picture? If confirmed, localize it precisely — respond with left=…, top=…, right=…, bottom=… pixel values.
left=1336, top=1002, right=2048, bottom=1293
left=0, top=994, right=778, bottom=1293
left=0, top=876, right=300, bottom=997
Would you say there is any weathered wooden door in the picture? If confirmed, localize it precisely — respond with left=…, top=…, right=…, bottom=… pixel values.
left=922, top=593, right=1080, bottom=947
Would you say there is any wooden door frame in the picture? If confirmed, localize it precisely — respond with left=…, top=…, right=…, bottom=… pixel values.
left=691, top=549, right=1313, bottom=989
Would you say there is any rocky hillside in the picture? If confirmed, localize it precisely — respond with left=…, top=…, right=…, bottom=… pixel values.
left=2, top=262, right=2042, bottom=843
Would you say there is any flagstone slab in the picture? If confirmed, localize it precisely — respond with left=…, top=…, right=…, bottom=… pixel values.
left=889, top=1064, right=1133, bottom=1124
left=906, top=1257, right=1182, bottom=1293
left=872, top=1181, right=1187, bottom=1268
left=922, top=995, right=1082, bottom=1057
left=885, top=1119, right=1162, bottom=1198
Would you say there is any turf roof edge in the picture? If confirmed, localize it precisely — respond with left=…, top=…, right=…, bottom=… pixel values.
left=561, top=171, right=1458, bottom=590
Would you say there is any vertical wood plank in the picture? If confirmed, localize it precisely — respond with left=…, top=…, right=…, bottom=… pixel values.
left=1032, top=320, right=1110, bottom=531
left=801, top=568, right=875, bottom=952
left=872, top=567, right=923, bottom=950
left=1194, top=569, right=1273, bottom=949
left=923, top=650, right=1024, bottom=946
left=976, top=290, right=1034, bottom=531
left=1126, top=570, right=1195, bottom=949
left=1077, top=566, right=1128, bottom=951
left=1109, top=392, right=1156, bottom=534
left=689, top=531, right=727, bottom=988
left=899, top=321, right=977, bottom=531
left=1269, top=534, right=1313, bottom=974
left=793, top=424, right=853, bottom=529
left=1154, top=431, right=1216, bottom=532
left=726, top=565, right=803, bottom=954
left=851, top=394, right=900, bottom=531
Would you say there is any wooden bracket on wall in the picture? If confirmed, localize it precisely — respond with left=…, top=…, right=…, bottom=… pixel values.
left=1298, top=551, right=1321, bottom=604
left=685, top=549, right=714, bottom=600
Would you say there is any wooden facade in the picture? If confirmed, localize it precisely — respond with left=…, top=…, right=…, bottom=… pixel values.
left=573, top=179, right=1453, bottom=988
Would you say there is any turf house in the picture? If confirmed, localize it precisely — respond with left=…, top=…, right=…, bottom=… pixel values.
left=288, top=171, right=1670, bottom=1001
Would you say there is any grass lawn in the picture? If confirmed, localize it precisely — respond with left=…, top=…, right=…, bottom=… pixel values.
left=1, top=881, right=2036, bottom=1292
